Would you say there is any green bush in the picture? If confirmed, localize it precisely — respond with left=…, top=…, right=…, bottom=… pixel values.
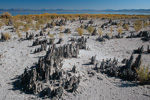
left=123, top=23, right=129, bottom=31
left=3, top=33, right=11, bottom=40
left=136, top=65, right=150, bottom=84
left=0, top=12, right=12, bottom=19
left=16, top=30, right=21, bottom=38
left=98, top=29, right=104, bottom=36
left=0, top=23, right=4, bottom=28
left=118, top=27, right=123, bottom=34
left=87, top=25, right=94, bottom=34
left=77, top=28, right=84, bottom=36
left=134, top=20, right=142, bottom=32
left=48, top=33, right=55, bottom=38
left=143, top=21, right=149, bottom=28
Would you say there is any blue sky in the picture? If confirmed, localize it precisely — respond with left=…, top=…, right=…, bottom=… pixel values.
left=0, top=0, right=150, bottom=10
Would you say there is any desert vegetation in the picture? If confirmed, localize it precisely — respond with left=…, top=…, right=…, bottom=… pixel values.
left=1, top=12, right=150, bottom=22
left=0, top=23, right=3, bottom=28
left=87, top=25, right=94, bottom=34
left=134, top=20, right=143, bottom=32
left=123, top=23, right=129, bottom=31
left=77, top=27, right=84, bottom=36
left=117, top=27, right=123, bottom=34
left=16, top=30, right=21, bottom=38
left=136, top=65, right=150, bottom=84
left=1, top=33, right=11, bottom=40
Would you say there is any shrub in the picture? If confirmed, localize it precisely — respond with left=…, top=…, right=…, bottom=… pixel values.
left=38, top=19, right=45, bottom=25
left=59, top=26, right=63, bottom=31
left=77, top=27, right=84, bottom=36
left=123, top=23, right=129, bottom=31
left=136, top=65, right=150, bottom=84
left=0, top=12, right=12, bottom=19
left=48, top=33, right=55, bottom=38
left=87, top=25, right=94, bottom=34
left=143, top=21, right=149, bottom=28
left=35, top=22, right=40, bottom=31
left=98, top=29, right=104, bottom=36
left=134, top=20, right=142, bottom=32
left=26, top=18, right=32, bottom=24
left=3, top=33, right=11, bottom=40
left=16, top=30, right=21, bottom=38
left=110, top=27, right=113, bottom=34
left=3, top=19, right=9, bottom=25
left=117, top=21, right=123, bottom=27
left=29, top=23, right=34, bottom=29
left=0, top=23, right=4, bottom=28
left=118, top=27, right=123, bottom=34
left=23, top=24, right=30, bottom=32
left=40, top=25, right=44, bottom=30
left=59, top=33, right=64, bottom=38
left=13, top=22, right=20, bottom=30
left=107, top=33, right=112, bottom=37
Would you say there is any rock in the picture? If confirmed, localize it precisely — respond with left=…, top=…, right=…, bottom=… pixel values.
left=147, top=45, right=150, bottom=53
left=91, top=56, right=96, bottom=65
left=93, top=54, right=142, bottom=81
left=64, top=29, right=71, bottom=34
left=88, top=70, right=96, bottom=77
left=32, top=38, right=47, bottom=46
left=127, top=31, right=150, bottom=41
left=96, top=36, right=105, bottom=42
left=56, top=19, right=66, bottom=26
left=134, top=46, right=144, bottom=54
left=91, top=28, right=98, bottom=36
left=8, top=19, right=13, bottom=26
left=40, top=31, right=44, bottom=36
left=131, top=54, right=142, bottom=70
left=115, top=33, right=123, bottom=38
left=18, top=37, right=87, bottom=99
left=88, top=19, right=94, bottom=24
left=122, top=58, right=128, bottom=64
left=26, top=32, right=34, bottom=40
left=101, top=22, right=109, bottom=29
left=56, top=38, right=63, bottom=44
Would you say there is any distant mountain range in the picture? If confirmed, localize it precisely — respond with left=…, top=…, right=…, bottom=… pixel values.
left=0, top=8, right=150, bottom=12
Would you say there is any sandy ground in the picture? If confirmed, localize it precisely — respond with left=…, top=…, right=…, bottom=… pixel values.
left=0, top=19, right=150, bottom=100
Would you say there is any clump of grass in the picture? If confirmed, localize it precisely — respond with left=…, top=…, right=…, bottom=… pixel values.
left=3, top=19, right=9, bottom=25
left=110, top=27, right=113, bottom=34
left=48, top=33, right=55, bottom=38
left=0, top=23, right=4, bottom=28
left=16, top=30, right=21, bottom=38
left=80, top=24, right=84, bottom=29
left=118, top=27, right=123, bottom=34
left=38, top=19, right=45, bottom=25
left=87, top=25, right=94, bottom=34
left=77, top=27, right=84, bottom=36
left=123, top=23, right=129, bottom=31
left=98, top=29, right=104, bottom=36
left=107, top=33, right=112, bottom=37
left=136, top=64, right=150, bottom=84
left=3, top=33, right=11, bottom=40
left=117, top=21, right=123, bottom=27
left=134, top=20, right=142, bottom=32
left=0, top=12, right=12, bottom=19
left=143, top=21, right=149, bottom=28
left=59, top=33, right=64, bottom=38
left=35, top=22, right=40, bottom=31
left=26, top=18, right=32, bottom=24
left=40, top=25, right=44, bottom=30
left=23, top=24, right=30, bottom=32
left=59, top=26, right=63, bottom=31
left=13, top=22, right=20, bottom=30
